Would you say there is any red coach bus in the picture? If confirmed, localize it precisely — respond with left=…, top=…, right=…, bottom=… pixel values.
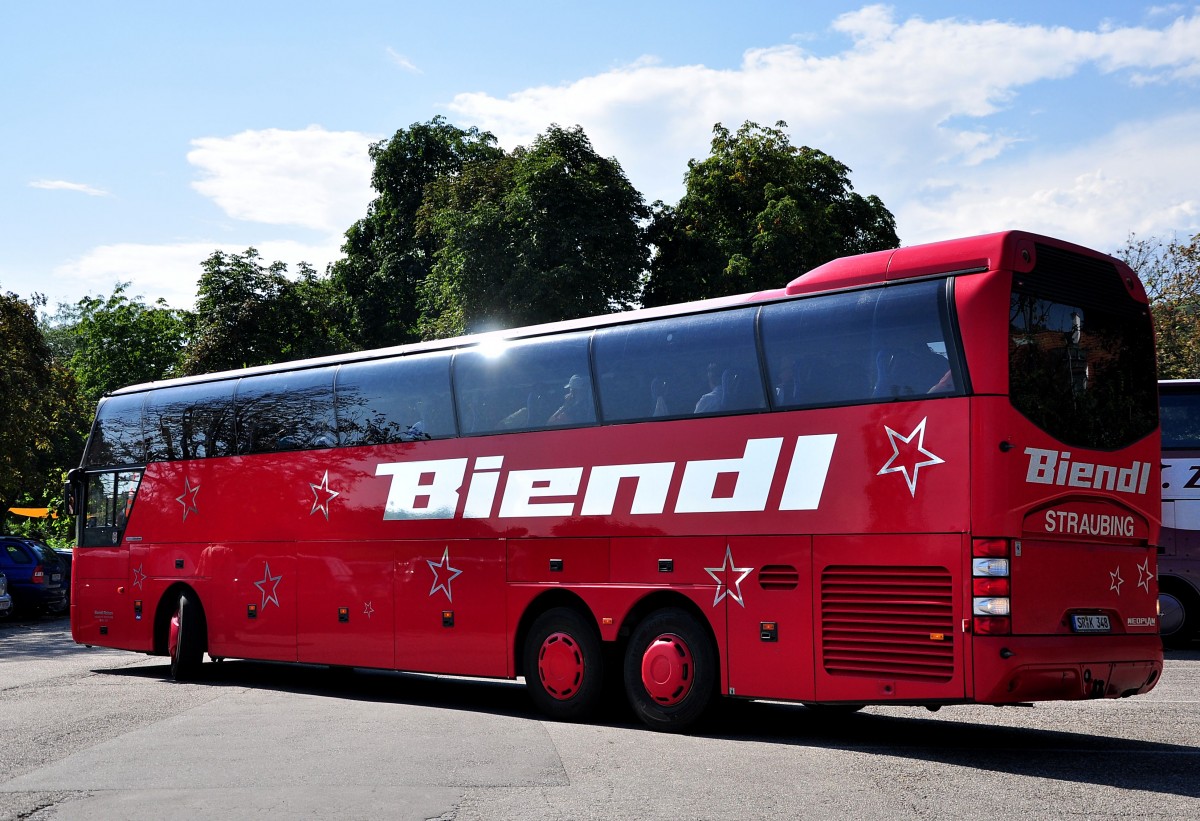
left=1158, top=379, right=1200, bottom=646
left=66, top=230, right=1163, bottom=731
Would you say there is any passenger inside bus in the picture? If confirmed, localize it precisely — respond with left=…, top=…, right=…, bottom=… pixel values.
left=694, top=363, right=723, bottom=413
left=873, top=337, right=953, bottom=397
left=548, top=374, right=592, bottom=426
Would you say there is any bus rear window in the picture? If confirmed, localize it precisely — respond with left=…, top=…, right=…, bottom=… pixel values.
left=1009, top=246, right=1157, bottom=450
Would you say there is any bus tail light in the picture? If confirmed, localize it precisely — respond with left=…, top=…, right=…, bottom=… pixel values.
left=972, top=538, right=1012, bottom=635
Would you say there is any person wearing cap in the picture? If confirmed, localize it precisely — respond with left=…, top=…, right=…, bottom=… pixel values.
left=548, top=374, right=591, bottom=425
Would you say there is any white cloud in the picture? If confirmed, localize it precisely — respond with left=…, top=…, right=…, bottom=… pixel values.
left=29, top=179, right=109, bottom=197
left=50, top=238, right=345, bottom=311
left=896, top=112, right=1200, bottom=250
left=188, top=126, right=377, bottom=232
left=386, top=47, right=422, bottom=74
left=447, top=6, right=1200, bottom=245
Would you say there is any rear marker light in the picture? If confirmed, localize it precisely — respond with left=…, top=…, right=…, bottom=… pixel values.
left=973, top=577, right=1010, bottom=597
left=973, top=616, right=1011, bottom=635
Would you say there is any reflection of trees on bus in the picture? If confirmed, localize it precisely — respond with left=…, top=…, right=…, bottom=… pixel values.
left=1009, top=292, right=1156, bottom=450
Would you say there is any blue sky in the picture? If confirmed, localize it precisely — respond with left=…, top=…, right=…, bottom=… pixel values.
left=2, top=2, right=1199, bottom=311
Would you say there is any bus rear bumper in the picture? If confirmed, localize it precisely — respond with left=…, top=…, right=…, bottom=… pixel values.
left=972, top=635, right=1163, bottom=704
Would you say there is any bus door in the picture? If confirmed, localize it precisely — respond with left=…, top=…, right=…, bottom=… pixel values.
left=723, top=535, right=815, bottom=702
left=71, top=470, right=141, bottom=647
left=811, top=533, right=967, bottom=703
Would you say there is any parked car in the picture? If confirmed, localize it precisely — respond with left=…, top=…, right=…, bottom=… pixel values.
left=0, top=572, right=12, bottom=618
left=0, top=537, right=69, bottom=617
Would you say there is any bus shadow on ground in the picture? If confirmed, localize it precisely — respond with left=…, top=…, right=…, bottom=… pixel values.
left=99, top=653, right=1200, bottom=800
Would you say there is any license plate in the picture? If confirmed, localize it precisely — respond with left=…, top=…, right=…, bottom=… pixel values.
left=51, top=573, right=62, bottom=582
left=1071, top=614, right=1111, bottom=632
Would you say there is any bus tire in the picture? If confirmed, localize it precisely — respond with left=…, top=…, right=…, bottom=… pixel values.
left=523, top=607, right=605, bottom=721
left=624, top=608, right=716, bottom=732
left=1159, top=579, right=1199, bottom=648
left=169, top=591, right=206, bottom=682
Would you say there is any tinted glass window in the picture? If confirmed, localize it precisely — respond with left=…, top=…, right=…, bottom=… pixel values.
left=761, top=279, right=958, bottom=409
left=145, top=381, right=236, bottom=461
left=454, top=333, right=595, bottom=434
left=593, top=309, right=766, bottom=423
left=235, top=368, right=337, bottom=454
left=1010, top=247, right=1157, bottom=450
left=2, top=543, right=33, bottom=565
left=83, top=393, right=145, bottom=467
left=336, top=353, right=455, bottom=445
left=81, top=470, right=142, bottom=547
left=1161, top=387, right=1200, bottom=450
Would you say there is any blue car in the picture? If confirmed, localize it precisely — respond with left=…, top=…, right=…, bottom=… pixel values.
left=0, top=537, right=68, bottom=618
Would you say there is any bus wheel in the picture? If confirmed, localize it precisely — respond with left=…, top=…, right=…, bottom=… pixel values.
left=624, top=608, right=716, bottom=732
left=1159, top=582, right=1199, bottom=648
left=523, top=607, right=605, bottom=721
left=168, top=591, right=207, bottom=682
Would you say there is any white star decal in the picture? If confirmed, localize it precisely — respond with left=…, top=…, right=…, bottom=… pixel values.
left=175, top=477, right=200, bottom=521
left=309, top=470, right=340, bottom=520
left=254, top=562, right=283, bottom=609
left=428, top=547, right=463, bottom=602
left=704, top=546, right=753, bottom=607
left=363, top=601, right=375, bottom=619
left=877, top=416, right=945, bottom=497
left=1110, top=566, right=1124, bottom=595
left=1137, top=559, right=1154, bottom=593
left=132, top=564, right=146, bottom=590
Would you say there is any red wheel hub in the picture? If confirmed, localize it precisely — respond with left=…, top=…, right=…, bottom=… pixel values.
left=538, top=632, right=584, bottom=700
left=640, top=633, right=693, bottom=706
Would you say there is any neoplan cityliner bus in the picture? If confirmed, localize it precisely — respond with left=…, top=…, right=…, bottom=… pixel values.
left=67, top=231, right=1163, bottom=731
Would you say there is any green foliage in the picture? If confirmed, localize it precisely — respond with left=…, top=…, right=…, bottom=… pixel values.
left=182, top=250, right=352, bottom=375
left=642, top=121, right=899, bottom=306
left=331, top=116, right=504, bottom=347
left=0, top=291, right=88, bottom=532
left=48, top=283, right=189, bottom=404
left=1115, top=232, right=1200, bottom=379
left=418, top=124, right=649, bottom=336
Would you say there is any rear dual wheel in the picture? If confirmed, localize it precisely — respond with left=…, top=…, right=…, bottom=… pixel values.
left=623, top=608, right=716, bottom=732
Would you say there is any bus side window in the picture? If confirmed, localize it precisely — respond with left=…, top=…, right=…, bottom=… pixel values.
left=336, top=353, right=455, bottom=446
left=234, top=368, right=337, bottom=455
left=453, top=332, right=594, bottom=435
left=593, top=308, right=765, bottom=423
left=145, top=381, right=237, bottom=461
left=82, top=470, right=143, bottom=546
left=83, top=393, right=146, bottom=468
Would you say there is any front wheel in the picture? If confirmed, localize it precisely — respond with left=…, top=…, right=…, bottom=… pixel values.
left=523, top=607, right=605, bottom=721
left=624, top=608, right=717, bottom=732
left=168, top=591, right=207, bottom=681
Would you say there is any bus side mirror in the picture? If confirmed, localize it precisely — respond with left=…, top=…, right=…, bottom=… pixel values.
left=64, top=469, right=82, bottom=517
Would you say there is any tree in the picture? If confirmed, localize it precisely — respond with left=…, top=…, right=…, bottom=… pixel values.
left=47, top=283, right=189, bottom=404
left=0, top=291, right=87, bottom=536
left=418, top=124, right=649, bottom=336
left=331, top=117, right=504, bottom=347
left=642, top=121, right=899, bottom=307
left=182, top=249, right=351, bottom=375
left=1116, top=231, right=1200, bottom=379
